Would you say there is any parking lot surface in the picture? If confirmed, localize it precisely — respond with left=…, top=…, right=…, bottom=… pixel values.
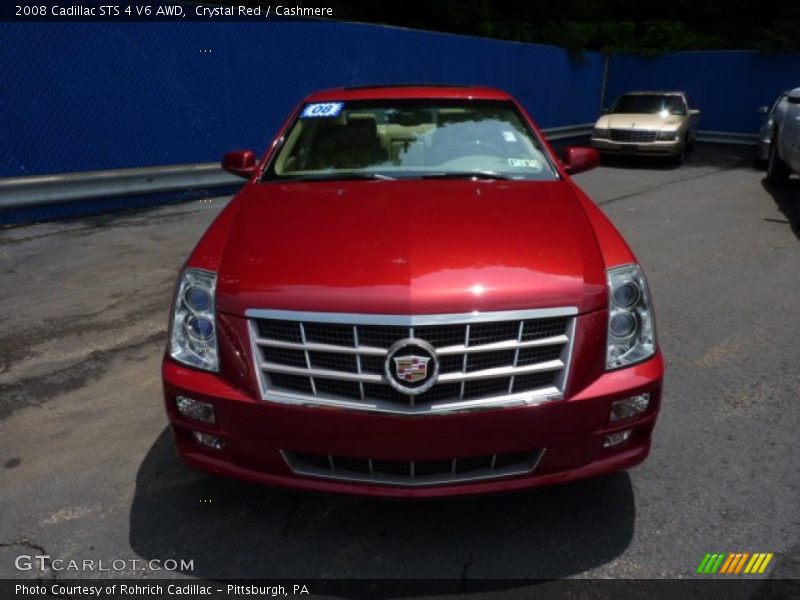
left=1, top=145, right=799, bottom=587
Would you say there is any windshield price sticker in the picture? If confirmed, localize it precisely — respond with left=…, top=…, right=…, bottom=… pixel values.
left=301, top=102, right=344, bottom=118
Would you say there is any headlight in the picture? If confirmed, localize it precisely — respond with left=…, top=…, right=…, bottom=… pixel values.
left=170, top=268, right=219, bottom=371
left=606, top=264, right=656, bottom=370
left=592, top=127, right=608, bottom=139
left=656, top=130, right=679, bottom=141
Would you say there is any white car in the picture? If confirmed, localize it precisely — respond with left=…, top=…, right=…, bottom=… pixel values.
left=766, top=87, right=800, bottom=184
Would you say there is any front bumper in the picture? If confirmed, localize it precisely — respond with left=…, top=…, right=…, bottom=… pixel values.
left=162, top=352, right=664, bottom=499
left=591, top=137, right=683, bottom=156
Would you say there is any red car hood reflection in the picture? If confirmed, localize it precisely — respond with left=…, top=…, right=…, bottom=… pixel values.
left=215, top=179, right=608, bottom=316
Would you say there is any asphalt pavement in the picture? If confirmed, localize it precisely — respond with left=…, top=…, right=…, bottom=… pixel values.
left=1, top=145, right=798, bottom=591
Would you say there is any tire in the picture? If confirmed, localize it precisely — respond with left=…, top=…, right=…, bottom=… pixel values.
left=672, top=137, right=686, bottom=165
left=766, top=132, right=790, bottom=184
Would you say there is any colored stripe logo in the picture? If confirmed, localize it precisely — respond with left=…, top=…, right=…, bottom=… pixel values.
left=697, top=553, right=773, bottom=574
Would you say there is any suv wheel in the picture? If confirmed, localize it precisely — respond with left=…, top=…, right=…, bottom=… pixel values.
left=766, top=132, right=790, bottom=184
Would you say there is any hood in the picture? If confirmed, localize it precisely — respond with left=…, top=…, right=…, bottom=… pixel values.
left=214, top=179, right=608, bottom=316
left=596, top=113, right=684, bottom=130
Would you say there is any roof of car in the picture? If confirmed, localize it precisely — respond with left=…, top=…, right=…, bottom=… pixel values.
left=304, top=84, right=512, bottom=102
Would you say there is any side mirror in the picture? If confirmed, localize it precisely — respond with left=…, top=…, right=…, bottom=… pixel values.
left=562, top=146, right=599, bottom=175
left=755, top=106, right=769, bottom=115
left=222, top=150, right=257, bottom=179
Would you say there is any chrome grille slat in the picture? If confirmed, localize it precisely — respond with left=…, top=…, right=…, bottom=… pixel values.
left=353, top=326, right=365, bottom=402
left=437, top=334, right=569, bottom=355
left=249, top=309, right=576, bottom=414
left=259, top=363, right=384, bottom=382
left=509, top=320, right=525, bottom=394
left=283, top=449, right=546, bottom=487
left=438, top=360, right=565, bottom=382
left=254, top=334, right=568, bottom=355
left=298, top=323, right=317, bottom=396
left=255, top=338, right=389, bottom=355
left=260, top=359, right=565, bottom=382
left=460, top=324, right=470, bottom=401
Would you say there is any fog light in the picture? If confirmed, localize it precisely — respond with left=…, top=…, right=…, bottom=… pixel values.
left=176, top=396, right=216, bottom=424
left=192, top=431, right=224, bottom=450
left=603, top=429, right=632, bottom=448
left=610, top=393, right=650, bottom=422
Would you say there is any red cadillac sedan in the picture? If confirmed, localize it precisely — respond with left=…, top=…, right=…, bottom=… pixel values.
left=162, top=85, right=664, bottom=498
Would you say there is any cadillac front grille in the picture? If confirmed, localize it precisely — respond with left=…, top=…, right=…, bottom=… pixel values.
left=246, top=308, right=577, bottom=414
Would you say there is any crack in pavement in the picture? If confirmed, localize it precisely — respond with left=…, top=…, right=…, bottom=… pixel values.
left=0, top=331, right=164, bottom=420
left=0, top=297, right=167, bottom=376
left=0, top=540, right=85, bottom=598
left=0, top=538, right=58, bottom=583
left=596, top=166, right=730, bottom=207
left=0, top=205, right=211, bottom=246
left=0, top=538, right=48, bottom=555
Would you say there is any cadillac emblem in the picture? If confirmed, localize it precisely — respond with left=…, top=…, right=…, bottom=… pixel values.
left=394, top=355, right=430, bottom=383
left=385, top=338, right=439, bottom=395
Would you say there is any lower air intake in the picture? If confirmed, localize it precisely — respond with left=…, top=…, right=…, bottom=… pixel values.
left=283, top=449, right=545, bottom=487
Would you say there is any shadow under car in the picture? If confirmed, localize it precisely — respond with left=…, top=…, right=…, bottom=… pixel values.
left=129, top=427, right=636, bottom=592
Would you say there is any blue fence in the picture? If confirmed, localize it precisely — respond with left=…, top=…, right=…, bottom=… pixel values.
left=605, top=51, right=800, bottom=134
left=2, top=19, right=799, bottom=224
left=1, top=21, right=605, bottom=178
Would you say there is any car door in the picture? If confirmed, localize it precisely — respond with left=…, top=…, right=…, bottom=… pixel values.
left=781, top=89, right=800, bottom=170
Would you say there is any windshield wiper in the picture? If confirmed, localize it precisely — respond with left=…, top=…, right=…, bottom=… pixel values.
left=298, top=172, right=396, bottom=182
left=420, top=171, right=511, bottom=180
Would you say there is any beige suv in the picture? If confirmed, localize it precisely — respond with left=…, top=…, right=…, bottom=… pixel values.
left=591, top=91, right=700, bottom=164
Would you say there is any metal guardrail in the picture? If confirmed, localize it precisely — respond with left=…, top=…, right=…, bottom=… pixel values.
left=0, top=164, right=242, bottom=209
left=0, top=125, right=759, bottom=211
left=542, top=123, right=594, bottom=141
left=695, top=130, right=757, bottom=145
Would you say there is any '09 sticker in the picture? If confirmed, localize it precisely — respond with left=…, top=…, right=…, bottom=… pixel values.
left=301, top=102, right=344, bottom=118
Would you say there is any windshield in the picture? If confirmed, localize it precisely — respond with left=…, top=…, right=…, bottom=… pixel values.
left=263, top=99, right=557, bottom=182
left=611, top=94, right=687, bottom=116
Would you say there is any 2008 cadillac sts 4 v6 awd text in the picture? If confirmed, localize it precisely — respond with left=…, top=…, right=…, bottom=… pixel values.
left=162, top=85, right=664, bottom=498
